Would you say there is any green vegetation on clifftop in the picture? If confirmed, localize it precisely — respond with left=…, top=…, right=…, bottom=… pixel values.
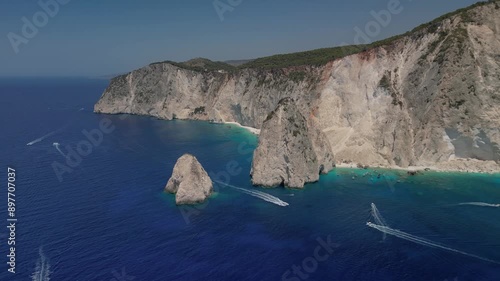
left=148, top=1, right=495, bottom=72
left=150, top=58, right=237, bottom=73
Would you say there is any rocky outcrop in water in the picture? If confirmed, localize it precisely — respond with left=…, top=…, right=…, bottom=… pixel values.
left=251, top=98, right=335, bottom=188
left=165, top=154, right=213, bottom=205
left=95, top=2, right=500, bottom=174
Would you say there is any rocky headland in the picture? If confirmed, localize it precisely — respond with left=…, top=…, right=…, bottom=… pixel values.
left=95, top=2, right=500, bottom=175
left=251, top=98, right=335, bottom=188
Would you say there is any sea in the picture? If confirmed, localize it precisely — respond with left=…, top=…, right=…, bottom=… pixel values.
left=0, top=78, right=499, bottom=281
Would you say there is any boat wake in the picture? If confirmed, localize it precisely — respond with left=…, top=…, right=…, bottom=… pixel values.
left=27, top=131, right=57, bottom=146
left=458, top=202, right=500, bottom=208
left=367, top=222, right=500, bottom=265
left=371, top=203, right=389, bottom=240
left=52, top=143, right=65, bottom=157
left=31, top=247, right=51, bottom=281
left=214, top=181, right=289, bottom=207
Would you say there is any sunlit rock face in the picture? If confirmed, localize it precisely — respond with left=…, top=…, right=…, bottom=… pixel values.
left=96, top=3, right=500, bottom=173
left=165, top=154, right=213, bottom=205
left=250, top=98, right=335, bottom=188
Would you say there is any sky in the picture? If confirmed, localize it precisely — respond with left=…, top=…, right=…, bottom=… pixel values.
left=0, top=0, right=485, bottom=77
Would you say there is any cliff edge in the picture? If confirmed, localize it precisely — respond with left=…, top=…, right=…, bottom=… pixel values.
left=251, top=98, right=335, bottom=188
left=95, top=2, right=500, bottom=173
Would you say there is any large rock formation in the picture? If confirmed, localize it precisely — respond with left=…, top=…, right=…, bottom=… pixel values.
left=251, top=98, right=335, bottom=188
left=95, top=2, right=500, bottom=173
left=165, top=154, right=213, bottom=205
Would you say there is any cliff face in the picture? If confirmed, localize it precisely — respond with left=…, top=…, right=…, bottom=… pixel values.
left=251, top=98, right=335, bottom=188
left=95, top=3, right=500, bottom=173
left=94, top=63, right=317, bottom=128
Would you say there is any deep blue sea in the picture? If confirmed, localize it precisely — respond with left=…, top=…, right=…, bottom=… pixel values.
left=0, top=78, right=499, bottom=281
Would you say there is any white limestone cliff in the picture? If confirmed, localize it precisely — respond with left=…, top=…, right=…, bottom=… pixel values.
left=95, top=3, right=500, bottom=174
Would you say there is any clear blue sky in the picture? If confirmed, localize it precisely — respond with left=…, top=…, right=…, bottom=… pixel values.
left=0, top=0, right=484, bottom=77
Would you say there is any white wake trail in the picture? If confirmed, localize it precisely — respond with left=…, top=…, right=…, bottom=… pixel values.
left=27, top=131, right=57, bottom=146
left=31, top=247, right=51, bottom=281
left=214, top=181, right=289, bottom=207
left=367, top=222, right=500, bottom=265
left=52, top=143, right=65, bottom=157
left=458, top=202, right=500, bottom=208
left=371, top=203, right=389, bottom=240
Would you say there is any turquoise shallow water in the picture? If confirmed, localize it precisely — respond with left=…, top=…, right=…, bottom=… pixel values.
left=0, top=78, right=499, bottom=280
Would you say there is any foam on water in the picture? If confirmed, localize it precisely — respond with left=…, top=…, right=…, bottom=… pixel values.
left=52, top=142, right=65, bottom=157
left=214, top=181, right=289, bottom=207
left=458, top=202, right=500, bottom=208
left=371, top=203, right=389, bottom=240
left=367, top=222, right=500, bottom=265
left=27, top=131, right=57, bottom=146
left=31, top=247, right=51, bottom=281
